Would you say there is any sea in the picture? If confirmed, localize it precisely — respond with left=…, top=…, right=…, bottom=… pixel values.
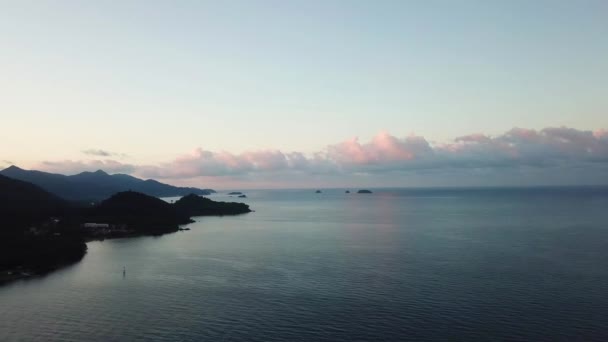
left=1, top=187, right=608, bottom=341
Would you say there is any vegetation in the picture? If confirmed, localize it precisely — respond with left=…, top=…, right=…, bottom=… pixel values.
left=0, top=231, right=87, bottom=276
left=88, top=191, right=192, bottom=234
left=0, top=174, right=251, bottom=284
left=174, top=194, right=251, bottom=216
left=0, top=174, right=86, bottom=282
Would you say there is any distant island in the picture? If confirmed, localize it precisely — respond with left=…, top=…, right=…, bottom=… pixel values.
left=0, top=165, right=216, bottom=201
left=0, top=172, right=250, bottom=285
left=315, top=190, right=322, bottom=193
left=228, top=192, right=243, bottom=195
left=357, top=190, right=373, bottom=194
left=174, top=194, right=250, bottom=216
left=345, top=190, right=350, bottom=193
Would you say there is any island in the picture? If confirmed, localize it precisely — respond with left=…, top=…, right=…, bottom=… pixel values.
left=0, top=174, right=252, bottom=285
left=315, top=190, right=322, bottom=193
left=357, top=189, right=373, bottom=194
left=238, top=194, right=247, bottom=198
left=174, top=193, right=250, bottom=217
left=228, top=192, right=243, bottom=195
left=345, top=190, right=350, bottom=193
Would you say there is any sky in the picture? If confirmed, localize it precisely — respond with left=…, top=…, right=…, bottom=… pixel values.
left=0, top=0, right=607, bottom=189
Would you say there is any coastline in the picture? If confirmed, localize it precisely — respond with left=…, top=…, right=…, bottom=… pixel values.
left=0, top=211, right=252, bottom=287
left=0, top=190, right=252, bottom=287
left=0, top=228, right=179, bottom=286
left=0, top=253, right=86, bottom=286
left=0, top=222, right=186, bottom=286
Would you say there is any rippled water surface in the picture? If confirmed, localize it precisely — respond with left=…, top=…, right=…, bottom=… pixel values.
left=1, top=188, right=608, bottom=341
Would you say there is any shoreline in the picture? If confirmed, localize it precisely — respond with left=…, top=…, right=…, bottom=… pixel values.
left=0, top=255, right=86, bottom=286
left=0, top=227, right=182, bottom=287
left=0, top=192, right=252, bottom=288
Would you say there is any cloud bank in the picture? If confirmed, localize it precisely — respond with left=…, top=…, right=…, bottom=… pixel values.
left=35, top=127, right=608, bottom=187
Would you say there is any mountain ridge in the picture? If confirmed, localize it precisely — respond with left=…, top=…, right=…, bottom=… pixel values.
left=0, top=165, right=215, bottom=201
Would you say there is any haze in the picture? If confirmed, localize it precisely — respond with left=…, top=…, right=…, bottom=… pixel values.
left=1, top=1, right=607, bottom=188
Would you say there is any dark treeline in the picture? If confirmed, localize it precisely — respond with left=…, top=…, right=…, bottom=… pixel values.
left=89, top=191, right=193, bottom=234
left=175, top=194, right=252, bottom=216
left=0, top=174, right=251, bottom=283
left=0, top=174, right=87, bottom=278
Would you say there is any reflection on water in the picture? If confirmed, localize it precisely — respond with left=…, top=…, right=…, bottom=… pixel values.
left=1, top=188, right=608, bottom=341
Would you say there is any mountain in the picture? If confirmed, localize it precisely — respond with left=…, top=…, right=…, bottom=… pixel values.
left=0, top=174, right=67, bottom=225
left=0, top=174, right=86, bottom=277
left=89, top=192, right=251, bottom=231
left=0, top=166, right=215, bottom=201
left=88, top=191, right=191, bottom=234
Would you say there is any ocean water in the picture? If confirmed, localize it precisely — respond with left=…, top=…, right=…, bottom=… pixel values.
left=1, top=187, right=608, bottom=341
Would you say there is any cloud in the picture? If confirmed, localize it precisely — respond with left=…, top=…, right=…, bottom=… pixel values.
left=136, top=149, right=309, bottom=178
left=324, top=132, right=436, bottom=173
left=82, top=149, right=112, bottom=157
left=442, top=127, right=608, bottom=168
left=36, top=126, right=608, bottom=186
left=38, top=159, right=136, bottom=175
left=82, top=149, right=128, bottom=158
left=142, top=126, right=608, bottom=179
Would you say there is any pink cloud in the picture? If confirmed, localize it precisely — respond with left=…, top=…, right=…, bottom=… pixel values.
left=34, top=127, right=608, bottom=184
left=594, top=129, right=607, bottom=139
left=326, top=132, right=432, bottom=166
left=135, top=148, right=301, bottom=179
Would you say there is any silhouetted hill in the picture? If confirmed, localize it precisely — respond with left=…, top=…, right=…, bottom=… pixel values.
left=174, top=194, right=251, bottom=216
left=0, top=175, right=86, bottom=278
left=89, top=191, right=191, bottom=233
left=0, top=187, right=251, bottom=282
left=0, top=174, right=67, bottom=227
left=89, top=192, right=251, bottom=233
left=0, top=166, right=215, bottom=201
left=0, top=173, right=64, bottom=208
